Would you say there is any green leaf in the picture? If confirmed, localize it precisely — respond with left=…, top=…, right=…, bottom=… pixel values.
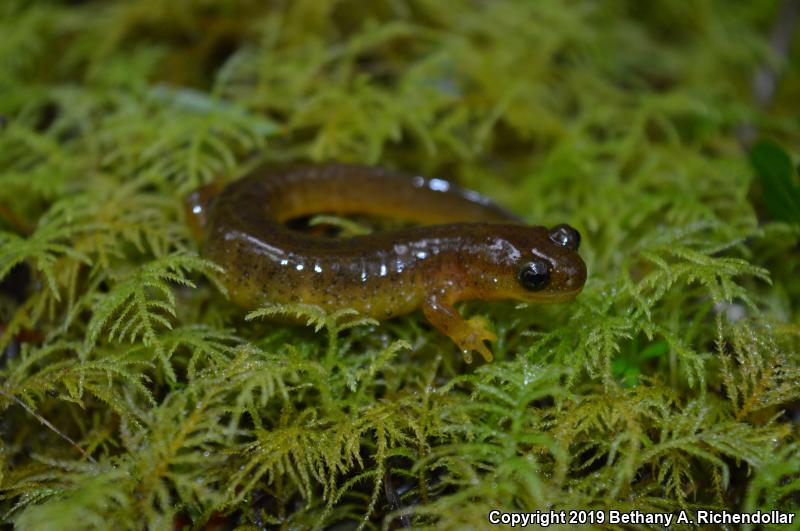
left=639, top=340, right=669, bottom=360
left=749, top=140, right=800, bottom=224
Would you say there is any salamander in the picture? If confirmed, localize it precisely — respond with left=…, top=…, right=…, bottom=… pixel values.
left=189, top=163, right=587, bottom=362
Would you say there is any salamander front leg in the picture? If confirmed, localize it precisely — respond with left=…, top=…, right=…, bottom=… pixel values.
left=422, top=293, right=496, bottom=363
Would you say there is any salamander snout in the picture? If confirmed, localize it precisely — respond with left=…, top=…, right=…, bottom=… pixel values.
left=505, top=224, right=586, bottom=303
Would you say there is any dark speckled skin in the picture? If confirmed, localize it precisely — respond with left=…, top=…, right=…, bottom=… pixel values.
left=197, top=163, right=587, bottom=362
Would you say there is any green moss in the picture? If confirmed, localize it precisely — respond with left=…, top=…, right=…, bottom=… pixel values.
left=1, top=0, right=799, bottom=529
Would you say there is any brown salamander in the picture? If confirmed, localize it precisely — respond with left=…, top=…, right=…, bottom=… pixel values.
left=190, top=164, right=587, bottom=362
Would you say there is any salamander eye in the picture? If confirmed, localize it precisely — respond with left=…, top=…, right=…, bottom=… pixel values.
left=518, top=260, right=550, bottom=291
left=549, top=224, right=581, bottom=251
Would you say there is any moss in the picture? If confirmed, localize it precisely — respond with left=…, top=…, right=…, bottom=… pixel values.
left=1, top=0, right=799, bottom=529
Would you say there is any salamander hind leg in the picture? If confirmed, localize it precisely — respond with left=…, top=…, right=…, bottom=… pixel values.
left=423, top=293, right=496, bottom=363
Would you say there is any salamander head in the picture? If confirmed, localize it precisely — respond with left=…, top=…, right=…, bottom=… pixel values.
left=465, top=224, right=587, bottom=304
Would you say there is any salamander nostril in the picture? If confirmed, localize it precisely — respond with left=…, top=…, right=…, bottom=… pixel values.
left=549, top=224, right=581, bottom=251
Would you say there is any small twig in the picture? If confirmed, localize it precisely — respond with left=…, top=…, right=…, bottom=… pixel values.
left=753, top=0, right=799, bottom=108
left=383, top=466, right=411, bottom=529
left=0, top=388, right=97, bottom=464
left=0, top=203, right=33, bottom=235
left=738, top=0, right=800, bottom=146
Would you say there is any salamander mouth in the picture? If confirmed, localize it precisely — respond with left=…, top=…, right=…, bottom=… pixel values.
left=522, top=287, right=584, bottom=304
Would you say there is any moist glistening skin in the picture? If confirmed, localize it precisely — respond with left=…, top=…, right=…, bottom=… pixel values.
left=189, top=163, right=587, bottom=362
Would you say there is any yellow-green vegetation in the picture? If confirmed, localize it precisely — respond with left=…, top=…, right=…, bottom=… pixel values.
left=1, top=1, right=799, bottom=529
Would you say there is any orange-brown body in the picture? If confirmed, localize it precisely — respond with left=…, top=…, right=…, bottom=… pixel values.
left=194, top=164, right=587, bottom=362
